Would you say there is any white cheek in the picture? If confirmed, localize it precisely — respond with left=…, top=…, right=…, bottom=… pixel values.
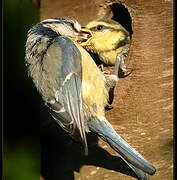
left=74, top=21, right=81, bottom=31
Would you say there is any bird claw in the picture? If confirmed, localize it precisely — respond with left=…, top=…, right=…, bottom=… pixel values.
left=103, top=71, right=109, bottom=74
left=98, top=64, right=109, bottom=74
left=119, top=68, right=132, bottom=78
left=98, top=64, right=104, bottom=71
left=105, top=104, right=113, bottom=111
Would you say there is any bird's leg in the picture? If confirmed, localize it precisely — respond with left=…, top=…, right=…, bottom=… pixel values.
left=113, top=44, right=132, bottom=78
left=101, top=45, right=132, bottom=109
left=105, top=44, right=132, bottom=109
left=104, top=74, right=118, bottom=110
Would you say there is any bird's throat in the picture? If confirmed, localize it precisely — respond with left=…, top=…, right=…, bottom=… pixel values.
left=98, top=46, right=126, bottom=65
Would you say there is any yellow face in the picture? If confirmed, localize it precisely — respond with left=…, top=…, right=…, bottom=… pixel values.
left=87, top=20, right=129, bottom=50
left=80, top=19, right=130, bottom=65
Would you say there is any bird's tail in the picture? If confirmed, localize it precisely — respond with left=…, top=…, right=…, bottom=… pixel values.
left=88, top=117, right=156, bottom=180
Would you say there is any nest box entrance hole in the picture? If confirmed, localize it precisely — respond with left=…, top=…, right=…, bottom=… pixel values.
left=109, top=3, right=133, bottom=39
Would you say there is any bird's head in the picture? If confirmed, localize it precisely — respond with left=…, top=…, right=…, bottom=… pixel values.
left=80, top=19, right=131, bottom=65
left=39, top=18, right=92, bottom=42
left=25, top=18, right=92, bottom=64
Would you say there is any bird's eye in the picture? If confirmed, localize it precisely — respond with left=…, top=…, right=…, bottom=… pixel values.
left=97, top=25, right=103, bottom=31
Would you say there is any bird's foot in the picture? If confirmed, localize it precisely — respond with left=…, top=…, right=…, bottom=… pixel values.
left=113, top=44, right=132, bottom=78
left=105, top=104, right=113, bottom=111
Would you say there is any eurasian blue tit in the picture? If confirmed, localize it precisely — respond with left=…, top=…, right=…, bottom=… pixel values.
left=82, top=19, right=131, bottom=75
left=25, top=17, right=156, bottom=180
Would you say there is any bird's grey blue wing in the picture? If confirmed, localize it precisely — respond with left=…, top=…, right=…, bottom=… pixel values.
left=44, top=36, right=88, bottom=154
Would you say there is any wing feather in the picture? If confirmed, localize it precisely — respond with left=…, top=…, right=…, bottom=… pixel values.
left=45, top=36, right=88, bottom=154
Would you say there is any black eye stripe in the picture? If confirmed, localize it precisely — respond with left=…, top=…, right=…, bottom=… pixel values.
left=89, top=25, right=129, bottom=36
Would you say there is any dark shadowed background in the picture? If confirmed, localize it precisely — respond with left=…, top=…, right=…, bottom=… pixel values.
left=3, top=1, right=40, bottom=179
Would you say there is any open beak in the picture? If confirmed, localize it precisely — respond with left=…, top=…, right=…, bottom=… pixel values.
left=77, top=28, right=93, bottom=47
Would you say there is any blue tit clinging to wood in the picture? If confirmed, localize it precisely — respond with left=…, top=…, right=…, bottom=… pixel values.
left=25, top=18, right=156, bottom=179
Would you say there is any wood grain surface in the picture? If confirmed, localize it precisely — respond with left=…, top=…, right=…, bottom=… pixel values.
left=40, top=0, right=173, bottom=179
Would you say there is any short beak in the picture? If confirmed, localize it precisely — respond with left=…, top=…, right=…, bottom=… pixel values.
left=78, top=28, right=93, bottom=47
